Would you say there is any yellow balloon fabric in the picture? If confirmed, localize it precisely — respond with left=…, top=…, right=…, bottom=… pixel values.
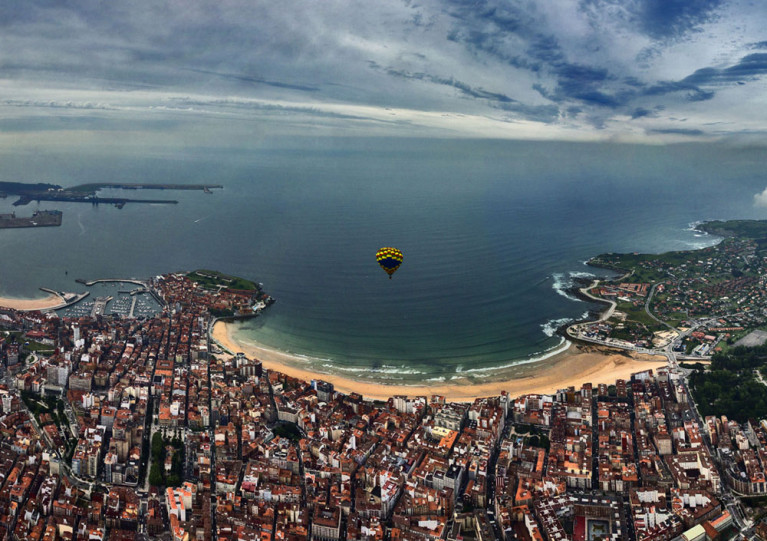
left=376, top=247, right=403, bottom=278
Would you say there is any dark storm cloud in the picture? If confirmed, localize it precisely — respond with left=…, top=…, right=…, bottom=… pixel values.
left=445, top=17, right=622, bottom=111
left=578, top=0, right=725, bottom=40
left=641, top=81, right=715, bottom=101
left=682, top=53, right=767, bottom=85
left=442, top=1, right=540, bottom=70
left=631, top=107, right=652, bottom=119
left=633, top=0, right=724, bottom=40
left=629, top=52, right=767, bottom=106
left=543, top=65, right=623, bottom=107
left=649, top=127, right=705, bottom=136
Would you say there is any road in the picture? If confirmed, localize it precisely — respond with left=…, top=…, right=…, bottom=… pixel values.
left=13, top=388, right=99, bottom=493
left=566, top=284, right=731, bottom=364
left=568, top=313, right=716, bottom=366
left=644, top=283, right=678, bottom=331
left=755, top=369, right=767, bottom=388
left=678, top=375, right=752, bottom=532
left=576, top=279, right=618, bottom=322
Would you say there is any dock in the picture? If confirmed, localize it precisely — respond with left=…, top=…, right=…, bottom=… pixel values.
left=68, top=182, right=223, bottom=192
left=0, top=180, right=220, bottom=210
left=91, top=296, right=113, bottom=317
left=35, top=288, right=90, bottom=312
left=77, top=278, right=149, bottom=287
left=0, top=210, right=62, bottom=228
left=129, top=295, right=139, bottom=318
left=13, top=195, right=178, bottom=207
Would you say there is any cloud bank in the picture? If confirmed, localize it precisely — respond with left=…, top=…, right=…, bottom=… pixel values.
left=754, top=187, right=767, bottom=208
left=1, top=0, right=767, bottom=142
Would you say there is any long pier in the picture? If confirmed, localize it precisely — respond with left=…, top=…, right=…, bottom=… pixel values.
left=14, top=195, right=178, bottom=207
left=36, top=288, right=90, bottom=312
left=2, top=181, right=221, bottom=208
left=91, top=296, right=112, bottom=317
left=77, top=278, right=149, bottom=287
left=70, top=182, right=223, bottom=192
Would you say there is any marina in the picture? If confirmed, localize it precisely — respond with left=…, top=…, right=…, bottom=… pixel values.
left=57, top=281, right=163, bottom=319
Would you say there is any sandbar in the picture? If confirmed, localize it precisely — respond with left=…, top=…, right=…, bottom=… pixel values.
left=211, top=321, right=668, bottom=402
left=0, top=293, right=63, bottom=311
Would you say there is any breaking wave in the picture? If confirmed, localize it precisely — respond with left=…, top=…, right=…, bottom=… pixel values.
left=551, top=273, right=580, bottom=302
left=320, top=364, right=424, bottom=376
left=453, top=339, right=571, bottom=376
left=541, top=317, right=572, bottom=338
left=551, top=271, right=595, bottom=302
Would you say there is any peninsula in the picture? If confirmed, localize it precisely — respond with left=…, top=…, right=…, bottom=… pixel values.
left=567, top=219, right=767, bottom=362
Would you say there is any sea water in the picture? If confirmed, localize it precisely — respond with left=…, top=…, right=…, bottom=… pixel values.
left=0, top=139, right=764, bottom=382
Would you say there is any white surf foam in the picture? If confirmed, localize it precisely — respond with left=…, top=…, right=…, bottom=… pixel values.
left=551, top=273, right=580, bottom=302
left=455, top=338, right=570, bottom=375
left=541, top=317, right=572, bottom=337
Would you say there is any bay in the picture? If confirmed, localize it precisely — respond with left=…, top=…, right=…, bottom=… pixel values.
left=0, top=139, right=765, bottom=382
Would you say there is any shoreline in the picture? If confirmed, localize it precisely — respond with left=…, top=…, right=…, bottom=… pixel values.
left=0, top=293, right=64, bottom=311
left=211, top=320, right=668, bottom=402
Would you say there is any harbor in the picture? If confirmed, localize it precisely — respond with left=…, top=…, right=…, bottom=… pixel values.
left=0, top=181, right=222, bottom=215
left=0, top=210, right=62, bottom=228
left=57, top=281, right=163, bottom=319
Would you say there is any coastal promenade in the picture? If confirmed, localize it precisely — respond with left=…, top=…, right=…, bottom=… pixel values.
left=573, top=279, right=617, bottom=321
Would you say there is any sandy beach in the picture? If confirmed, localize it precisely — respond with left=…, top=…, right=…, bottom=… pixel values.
left=212, top=321, right=668, bottom=402
left=0, top=293, right=63, bottom=311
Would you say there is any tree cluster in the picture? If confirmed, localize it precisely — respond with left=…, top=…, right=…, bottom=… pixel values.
left=689, top=344, right=767, bottom=422
left=148, top=431, right=185, bottom=487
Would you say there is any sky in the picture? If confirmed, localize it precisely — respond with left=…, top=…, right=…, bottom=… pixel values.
left=2, top=0, right=767, bottom=144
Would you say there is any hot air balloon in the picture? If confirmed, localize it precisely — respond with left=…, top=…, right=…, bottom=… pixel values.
left=376, top=247, right=403, bottom=279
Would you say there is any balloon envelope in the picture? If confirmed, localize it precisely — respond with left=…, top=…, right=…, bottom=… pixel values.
left=376, top=247, right=403, bottom=278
